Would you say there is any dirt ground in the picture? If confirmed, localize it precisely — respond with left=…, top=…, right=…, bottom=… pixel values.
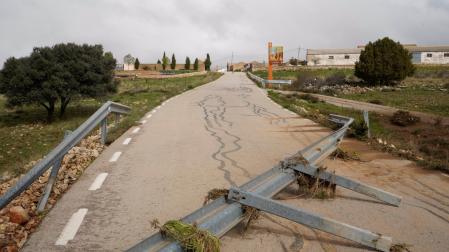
left=221, top=138, right=449, bottom=252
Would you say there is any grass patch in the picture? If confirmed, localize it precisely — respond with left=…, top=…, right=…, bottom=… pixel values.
left=0, top=72, right=222, bottom=177
left=340, top=86, right=449, bottom=117
left=253, top=68, right=353, bottom=80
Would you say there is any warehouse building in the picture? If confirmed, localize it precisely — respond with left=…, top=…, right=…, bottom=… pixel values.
left=306, top=45, right=449, bottom=66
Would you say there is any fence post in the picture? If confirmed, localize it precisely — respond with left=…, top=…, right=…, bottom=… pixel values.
left=101, top=118, right=107, bottom=144
left=37, top=130, right=72, bottom=213
left=363, top=110, right=370, bottom=138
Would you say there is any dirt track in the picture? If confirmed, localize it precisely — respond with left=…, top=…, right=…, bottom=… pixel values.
left=23, top=73, right=449, bottom=251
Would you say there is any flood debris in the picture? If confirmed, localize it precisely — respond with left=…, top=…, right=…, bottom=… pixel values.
left=295, top=167, right=336, bottom=199
left=330, top=147, right=361, bottom=161
left=151, top=219, right=220, bottom=252
left=390, top=243, right=412, bottom=252
left=203, top=188, right=229, bottom=205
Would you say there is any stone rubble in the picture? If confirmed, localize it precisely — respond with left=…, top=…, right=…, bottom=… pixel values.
left=0, top=133, right=104, bottom=251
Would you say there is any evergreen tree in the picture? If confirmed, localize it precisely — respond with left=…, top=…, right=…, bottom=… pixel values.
left=204, top=53, right=211, bottom=71
left=157, top=59, right=161, bottom=64
left=185, top=57, right=191, bottom=70
left=0, top=43, right=117, bottom=122
left=134, top=58, right=140, bottom=70
left=162, top=52, right=169, bottom=70
left=193, top=58, right=199, bottom=71
left=355, top=37, right=415, bottom=85
left=170, top=54, right=176, bottom=70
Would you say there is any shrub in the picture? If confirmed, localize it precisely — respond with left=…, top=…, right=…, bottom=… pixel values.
left=390, top=110, right=420, bottom=126
left=298, top=94, right=319, bottom=103
left=369, top=99, right=383, bottom=105
left=289, top=58, right=298, bottom=66
left=348, top=120, right=368, bottom=139
left=355, top=37, right=415, bottom=86
left=325, top=72, right=346, bottom=86
left=142, top=66, right=149, bottom=70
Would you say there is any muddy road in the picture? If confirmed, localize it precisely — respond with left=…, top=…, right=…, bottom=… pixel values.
left=24, top=73, right=449, bottom=251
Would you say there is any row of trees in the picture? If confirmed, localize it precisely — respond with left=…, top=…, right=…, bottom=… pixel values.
left=158, top=52, right=211, bottom=71
left=130, top=52, right=212, bottom=71
left=0, top=43, right=117, bottom=121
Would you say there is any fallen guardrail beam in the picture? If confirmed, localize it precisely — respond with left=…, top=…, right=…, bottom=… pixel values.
left=127, top=114, right=397, bottom=252
left=0, top=101, right=131, bottom=211
left=228, top=187, right=392, bottom=252
left=293, top=164, right=402, bottom=206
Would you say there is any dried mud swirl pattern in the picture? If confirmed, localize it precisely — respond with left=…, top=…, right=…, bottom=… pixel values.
left=199, top=95, right=250, bottom=186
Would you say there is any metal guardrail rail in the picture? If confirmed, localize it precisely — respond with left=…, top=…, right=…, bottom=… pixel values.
left=0, top=101, right=131, bottom=211
left=128, top=114, right=401, bottom=252
left=247, top=72, right=292, bottom=88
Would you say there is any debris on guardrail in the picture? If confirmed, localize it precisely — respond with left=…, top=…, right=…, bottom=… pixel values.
left=0, top=133, right=104, bottom=251
left=151, top=219, right=220, bottom=252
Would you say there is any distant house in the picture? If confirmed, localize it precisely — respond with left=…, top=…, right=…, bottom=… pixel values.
left=306, top=45, right=449, bottom=66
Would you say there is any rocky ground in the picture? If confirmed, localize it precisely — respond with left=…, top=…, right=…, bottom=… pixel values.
left=0, top=133, right=104, bottom=251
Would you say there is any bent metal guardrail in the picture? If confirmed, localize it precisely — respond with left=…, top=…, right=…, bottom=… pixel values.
left=0, top=101, right=131, bottom=211
left=128, top=114, right=401, bottom=252
left=247, top=72, right=292, bottom=88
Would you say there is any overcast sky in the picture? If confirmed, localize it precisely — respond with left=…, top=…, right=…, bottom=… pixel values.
left=1, top=0, right=449, bottom=69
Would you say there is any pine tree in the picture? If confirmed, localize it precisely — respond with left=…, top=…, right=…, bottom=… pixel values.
left=193, top=58, right=199, bottom=71
left=162, top=52, right=169, bottom=70
left=170, top=54, right=176, bottom=70
left=134, top=58, right=140, bottom=70
left=157, top=59, right=161, bottom=64
left=204, top=53, right=211, bottom=71
left=185, top=57, right=191, bottom=70
left=355, top=37, right=415, bottom=86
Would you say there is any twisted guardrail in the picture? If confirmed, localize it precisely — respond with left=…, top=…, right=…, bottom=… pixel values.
left=0, top=101, right=131, bottom=211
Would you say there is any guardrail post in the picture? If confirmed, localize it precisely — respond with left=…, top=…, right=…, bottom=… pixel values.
left=363, top=110, right=370, bottom=138
left=37, top=130, right=72, bottom=213
left=101, top=118, right=107, bottom=144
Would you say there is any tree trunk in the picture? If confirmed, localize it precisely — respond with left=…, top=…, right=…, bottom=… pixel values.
left=41, top=101, right=55, bottom=123
left=59, top=97, right=71, bottom=118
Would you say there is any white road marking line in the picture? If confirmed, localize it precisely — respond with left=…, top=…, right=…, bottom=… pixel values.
left=442, top=173, right=449, bottom=178
left=146, top=114, right=152, bottom=118
left=122, top=137, right=132, bottom=145
left=88, top=173, right=108, bottom=191
left=55, top=208, right=88, bottom=246
left=109, top=151, right=122, bottom=162
left=132, top=127, right=140, bottom=134
left=141, top=120, right=147, bottom=124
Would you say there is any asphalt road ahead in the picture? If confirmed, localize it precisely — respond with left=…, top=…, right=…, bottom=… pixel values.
left=24, top=72, right=328, bottom=251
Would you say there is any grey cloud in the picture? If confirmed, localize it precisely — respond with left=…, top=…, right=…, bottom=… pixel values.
left=1, top=0, right=449, bottom=69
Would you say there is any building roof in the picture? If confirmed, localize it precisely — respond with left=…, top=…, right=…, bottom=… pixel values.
left=307, top=45, right=449, bottom=55
left=307, top=48, right=362, bottom=55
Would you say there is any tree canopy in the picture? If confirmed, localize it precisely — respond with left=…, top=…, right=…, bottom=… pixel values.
left=0, top=43, right=117, bottom=122
left=185, top=57, right=191, bottom=70
left=162, top=52, right=169, bottom=70
left=193, top=58, right=199, bottom=71
left=355, top=37, right=415, bottom=85
left=170, top=54, right=176, bottom=70
left=205, top=53, right=211, bottom=71
left=134, top=58, right=140, bottom=70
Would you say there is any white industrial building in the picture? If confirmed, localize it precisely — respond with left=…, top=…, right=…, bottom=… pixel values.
left=306, top=45, right=449, bottom=66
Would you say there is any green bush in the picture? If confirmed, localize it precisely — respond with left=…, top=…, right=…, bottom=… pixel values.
left=355, top=37, right=415, bottom=86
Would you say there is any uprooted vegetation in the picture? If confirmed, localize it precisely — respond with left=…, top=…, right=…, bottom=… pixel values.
left=269, top=91, right=449, bottom=173
left=151, top=219, right=220, bottom=252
